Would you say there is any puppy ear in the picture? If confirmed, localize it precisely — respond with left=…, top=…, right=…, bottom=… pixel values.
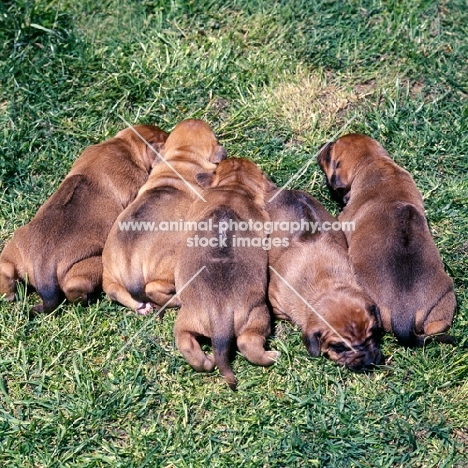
left=195, top=172, right=215, bottom=188
left=368, top=304, right=383, bottom=329
left=302, top=330, right=321, bottom=357
left=148, top=141, right=165, bottom=167
left=212, top=145, right=227, bottom=163
left=263, top=174, right=277, bottom=193
left=317, top=142, right=333, bottom=169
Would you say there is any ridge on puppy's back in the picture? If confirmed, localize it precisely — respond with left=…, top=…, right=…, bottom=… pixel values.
left=388, top=203, right=427, bottom=346
left=207, top=206, right=236, bottom=262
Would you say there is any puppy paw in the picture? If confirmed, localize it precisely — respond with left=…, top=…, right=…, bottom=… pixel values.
left=203, top=354, right=216, bottom=372
left=30, top=304, right=44, bottom=314
left=265, top=351, right=281, bottom=363
left=0, top=292, right=15, bottom=302
left=433, top=333, right=456, bottom=346
left=136, top=302, right=153, bottom=316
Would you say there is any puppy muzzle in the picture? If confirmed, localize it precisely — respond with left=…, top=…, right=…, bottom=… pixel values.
left=345, top=346, right=384, bottom=372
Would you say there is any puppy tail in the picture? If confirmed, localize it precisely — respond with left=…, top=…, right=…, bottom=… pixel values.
left=212, top=336, right=236, bottom=390
left=390, top=307, right=430, bottom=348
left=211, top=312, right=236, bottom=390
left=391, top=314, right=419, bottom=347
left=33, top=259, right=62, bottom=313
left=393, top=325, right=455, bottom=347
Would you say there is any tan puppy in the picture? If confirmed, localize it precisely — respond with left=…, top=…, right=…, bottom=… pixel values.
left=267, top=189, right=383, bottom=370
left=0, top=125, right=168, bottom=313
left=174, top=158, right=279, bottom=389
left=102, top=119, right=226, bottom=314
left=318, top=134, right=456, bottom=346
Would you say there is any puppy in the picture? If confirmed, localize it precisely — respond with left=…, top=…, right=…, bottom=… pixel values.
left=174, top=158, right=279, bottom=389
left=318, top=134, right=456, bottom=346
left=0, top=125, right=168, bottom=313
left=102, top=119, right=226, bottom=314
left=267, top=189, right=383, bottom=371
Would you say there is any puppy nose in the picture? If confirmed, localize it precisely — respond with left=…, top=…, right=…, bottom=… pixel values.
left=371, top=349, right=384, bottom=366
left=347, top=348, right=384, bottom=372
left=363, top=348, right=384, bottom=368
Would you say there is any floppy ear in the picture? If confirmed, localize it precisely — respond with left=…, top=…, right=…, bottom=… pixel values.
left=368, top=304, right=383, bottom=330
left=195, top=172, right=215, bottom=188
left=148, top=141, right=165, bottom=167
left=212, top=145, right=227, bottom=163
left=302, top=330, right=322, bottom=357
left=317, top=142, right=333, bottom=169
left=263, top=174, right=277, bottom=193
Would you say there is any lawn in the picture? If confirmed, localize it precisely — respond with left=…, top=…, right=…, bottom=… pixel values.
left=0, top=0, right=467, bottom=466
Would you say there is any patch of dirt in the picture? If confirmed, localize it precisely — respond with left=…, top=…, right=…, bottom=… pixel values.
left=211, top=97, right=229, bottom=111
left=263, top=70, right=378, bottom=138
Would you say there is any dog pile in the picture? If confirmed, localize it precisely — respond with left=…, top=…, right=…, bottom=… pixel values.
left=0, top=120, right=456, bottom=389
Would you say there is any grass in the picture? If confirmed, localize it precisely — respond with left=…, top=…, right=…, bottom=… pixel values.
left=0, top=0, right=467, bottom=466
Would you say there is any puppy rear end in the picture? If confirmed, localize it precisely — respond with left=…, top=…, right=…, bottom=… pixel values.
left=179, top=208, right=243, bottom=388
left=351, top=201, right=455, bottom=346
left=0, top=124, right=168, bottom=313
left=174, top=158, right=278, bottom=389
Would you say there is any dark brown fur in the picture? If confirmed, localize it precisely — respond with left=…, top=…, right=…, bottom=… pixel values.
left=267, top=189, right=383, bottom=370
left=317, top=134, right=456, bottom=346
left=0, top=125, right=168, bottom=313
left=174, top=158, right=279, bottom=389
left=102, top=119, right=226, bottom=314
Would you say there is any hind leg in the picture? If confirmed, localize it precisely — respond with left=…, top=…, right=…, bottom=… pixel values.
left=0, top=260, right=19, bottom=301
left=416, top=289, right=456, bottom=339
left=237, top=305, right=280, bottom=366
left=145, top=279, right=181, bottom=309
left=61, top=256, right=103, bottom=306
left=103, top=274, right=150, bottom=313
left=0, top=241, right=22, bottom=301
left=174, top=308, right=215, bottom=372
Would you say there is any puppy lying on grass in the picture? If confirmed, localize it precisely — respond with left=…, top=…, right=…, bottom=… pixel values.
left=174, top=158, right=279, bottom=389
left=102, top=119, right=226, bottom=314
left=318, top=134, right=456, bottom=346
left=267, top=189, right=383, bottom=371
left=0, top=125, right=168, bottom=313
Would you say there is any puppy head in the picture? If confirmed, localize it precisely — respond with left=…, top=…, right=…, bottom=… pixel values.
left=116, top=124, right=169, bottom=172
left=161, top=119, right=227, bottom=165
left=195, top=158, right=276, bottom=205
left=303, top=291, right=383, bottom=371
left=317, top=134, right=387, bottom=205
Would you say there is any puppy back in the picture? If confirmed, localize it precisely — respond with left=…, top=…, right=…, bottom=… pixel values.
left=387, top=203, right=452, bottom=345
left=267, top=189, right=346, bottom=248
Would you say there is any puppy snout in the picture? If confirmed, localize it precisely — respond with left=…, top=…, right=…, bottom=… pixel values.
left=346, top=346, right=384, bottom=372
left=371, top=348, right=384, bottom=366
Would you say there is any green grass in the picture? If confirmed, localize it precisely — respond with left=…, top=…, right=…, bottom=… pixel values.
left=1, top=0, right=467, bottom=466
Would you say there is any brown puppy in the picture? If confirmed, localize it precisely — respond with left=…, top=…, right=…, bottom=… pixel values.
left=102, top=119, right=226, bottom=314
left=0, top=125, right=168, bottom=313
left=267, top=189, right=383, bottom=371
left=174, top=158, right=279, bottom=389
left=318, top=134, right=456, bottom=346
